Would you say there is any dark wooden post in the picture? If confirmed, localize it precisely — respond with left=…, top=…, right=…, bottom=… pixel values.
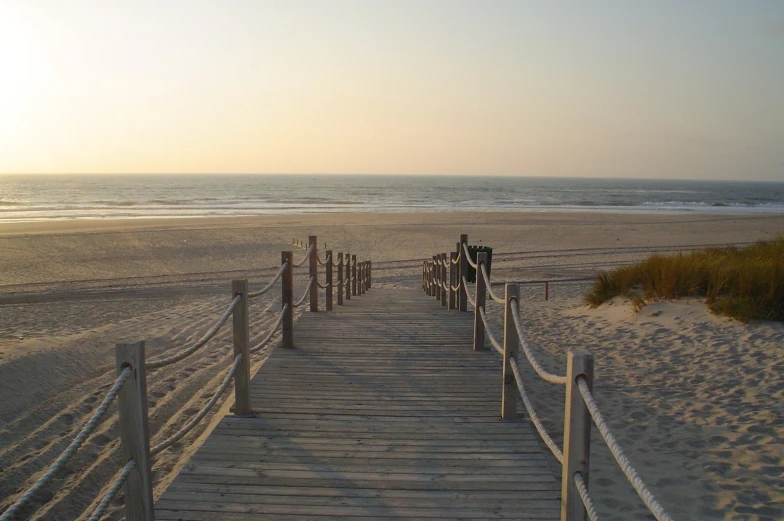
left=367, top=261, right=372, bottom=290
left=449, top=252, right=457, bottom=309
left=440, top=253, right=447, bottom=307
left=345, top=253, right=351, bottom=301
left=459, top=234, right=468, bottom=311
left=337, top=253, right=344, bottom=305
left=326, top=250, right=333, bottom=311
left=281, top=251, right=294, bottom=348
left=561, top=350, right=594, bottom=521
left=115, top=342, right=154, bottom=521
left=308, top=236, right=318, bottom=312
left=232, top=280, right=251, bottom=415
left=351, top=254, right=358, bottom=296
left=433, top=255, right=440, bottom=301
left=502, top=284, right=520, bottom=419
left=545, top=281, right=550, bottom=301
left=473, top=251, right=488, bottom=351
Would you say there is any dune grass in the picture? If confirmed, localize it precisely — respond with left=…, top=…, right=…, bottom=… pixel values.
left=585, top=237, right=784, bottom=321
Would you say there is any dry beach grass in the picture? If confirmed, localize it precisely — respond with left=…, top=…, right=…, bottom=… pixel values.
left=0, top=212, right=782, bottom=520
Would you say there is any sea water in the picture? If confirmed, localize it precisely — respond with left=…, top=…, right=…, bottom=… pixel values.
left=1, top=174, right=783, bottom=222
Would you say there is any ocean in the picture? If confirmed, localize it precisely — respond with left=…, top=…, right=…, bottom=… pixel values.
left=1, top=174, right=783, bottom=222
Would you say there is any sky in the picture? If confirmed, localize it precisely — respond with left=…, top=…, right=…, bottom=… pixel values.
left=0, top=1, right=782, bottom=180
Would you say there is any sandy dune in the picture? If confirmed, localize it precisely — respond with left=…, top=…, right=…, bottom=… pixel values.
left=1, top=212, right=782, bottom=520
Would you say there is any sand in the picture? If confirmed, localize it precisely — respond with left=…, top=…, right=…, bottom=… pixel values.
left=0, top=212, right=782, bottom=521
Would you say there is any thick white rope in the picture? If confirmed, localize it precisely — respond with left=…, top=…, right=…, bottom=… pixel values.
left=292, top=277, right=314, bottom=308
left=249, top=306, right=287, bottom=354
left=508, top=356, right=564, bottom=463
left=146, top=295, right=240, bottom=370
left=574, top=472, right=600, bottom=521
left=577, top=378, right=674, bottom=521
left=452, top=250, right=461, bottom=264
left=462, top=276, right=476, bottom=309
left=317, top=281, right=332, bottom=290
left=481, top=264, right=505, bottom=304
left=85, top=458, right=136, bottom=521
left=0, top=367, right=132, bottom=521
left=478, top=307, right=503, bottom=356
left=248, top=263, right=287, bottom=299
left=293, top=243, right=313, bottom=267
left=510, top=303, right=568, bottom=385
left=462, top=243, right=478, bottom=268
left=151, top=353, right=242, bottom=456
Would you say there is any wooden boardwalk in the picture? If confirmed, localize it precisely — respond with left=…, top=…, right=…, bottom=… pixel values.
left=155, top=287, right=560, bottom=520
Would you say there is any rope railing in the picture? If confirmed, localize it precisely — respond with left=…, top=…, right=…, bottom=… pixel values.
left=480, top=264, right=505, bottom=304
left=293, top=277, right=315, bottom=308
left=293, top=243, right=314, bottom=267
left=151, top=353, right=243, bottom=456
left=462, top=276, right=475, bottom=308
left=510, top=303, right=567, bottom=385
left=249, top=306, right=286, bottom=354
left=146, top=295, right=241, bottom=370
left=248, top=262, right=288, bottom=299
left=462, top=242, right=477, bottom=268
left=508, top=356, right=564, bottom=463
left=577, top=378, right=674, bottom=521
left=0, top=367, right=132, bottom=521
left=85, top=459, right=136, bottom=521
left=574, top=472, right=600, bottom=521
left=424, top=234, right=675, bottom=521
left=1, top=235, right=373, bottom=521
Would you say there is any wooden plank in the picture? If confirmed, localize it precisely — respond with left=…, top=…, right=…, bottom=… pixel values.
left=155, top=287, right=559, bottom=520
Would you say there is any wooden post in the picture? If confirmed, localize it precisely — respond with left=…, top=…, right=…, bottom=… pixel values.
left=308, top=236, right=318, bottom=312
left=561, top=350, right=594, bottom=521
left=358, top=262, right=364, bottom=295
left=232, top=280, right=251, bottom=415
left=459, top=234, right=468, bottom=311
left=337, top=253, right=344, bottom=305
left=502, top=284, right=520, bottom=419
left=425, top=262, right=430, bottom=296
left=326, top=250, right=333, bottom=311
left=281, top=251, right=294, bottom=348
left=351, top=255, right=357, bottom=296
left=449, top=252, right=457, bottom=309
left=345, top=253, right=351, bottom=300
left=440, top=253, right=447, bottom=307
left=545, top=281, right=549, bottom=301
left=367, top=261, right=372, bottom=290
left=115, top=342, right=154, bottom=521
left=433, top=255, right=440, bottom=301
left=473, top=251, right=488, bottom=351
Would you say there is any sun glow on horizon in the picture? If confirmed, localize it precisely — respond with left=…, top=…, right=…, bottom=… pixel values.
left=1, top=1, right=783, bottom=181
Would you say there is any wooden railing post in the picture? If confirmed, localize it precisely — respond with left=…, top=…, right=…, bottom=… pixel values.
left=459, top=234, right=468, bottom=311
left=337, top=253, right=344, bottom=305
left=115, top=342, right=154, bottom=521
left=345, top=253, right=351, bottom=300
left=326, top=250, right=333, bottom=311
left=232, top=280, right=251, bottom=415
left=308, top=236, right=318, bottom=312
left=449, top=252, right=457, bottom=309
left=351, top=255, right=358, bottom=296
left=440, top=253, right=447, bottom=307
left=367, top=261, right=372, bottom=290
left=433, top=255, right=440, bottom=301
left=502, top=284, right=519, bottom=419
left=473, top=251, right=488, bottom=351
left=281, top=251, right=294, bottom=348
left=561, top=350, right=594, bottom=521
left=358, top=262, right=364, bottom=295
left=545, top=281, right=549, bottom=301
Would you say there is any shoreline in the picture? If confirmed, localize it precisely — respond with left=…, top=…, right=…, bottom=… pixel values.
left=2, top=210, right=784, bottom=236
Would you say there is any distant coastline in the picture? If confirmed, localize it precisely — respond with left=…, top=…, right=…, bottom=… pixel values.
left=1, top=174, right=783, bottom=222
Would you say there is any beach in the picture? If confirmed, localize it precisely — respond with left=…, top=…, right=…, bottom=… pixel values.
left=1, top=212, right=783, bottom=521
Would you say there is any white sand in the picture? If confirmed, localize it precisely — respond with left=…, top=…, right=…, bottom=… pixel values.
left=0, top=212, right=782, bottom=520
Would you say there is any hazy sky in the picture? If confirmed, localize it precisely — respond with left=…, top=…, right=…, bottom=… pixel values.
left=1, top=1, right=782, bottom=180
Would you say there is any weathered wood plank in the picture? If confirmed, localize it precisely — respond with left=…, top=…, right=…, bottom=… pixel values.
left=155, top=287, right=559, bottom=520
